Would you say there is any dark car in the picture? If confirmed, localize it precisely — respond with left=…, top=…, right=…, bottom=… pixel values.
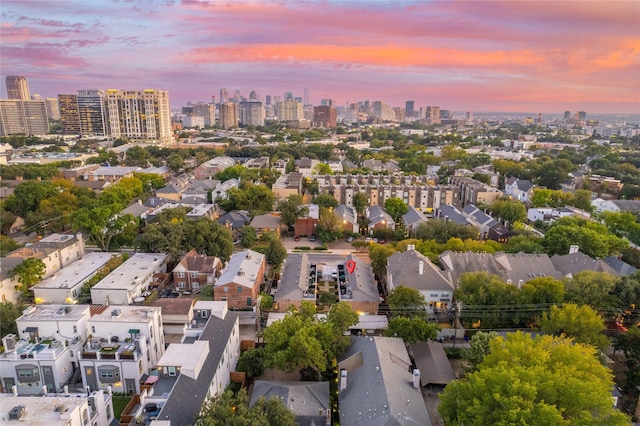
left=309, top=234, right=316, bottom=242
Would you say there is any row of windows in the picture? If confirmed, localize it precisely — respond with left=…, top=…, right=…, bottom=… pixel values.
left=176, top=272, right=199, bottom=278
left=100, top=370, right=120, bottom=379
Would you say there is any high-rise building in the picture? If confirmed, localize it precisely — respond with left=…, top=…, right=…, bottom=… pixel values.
left=6, top=76, right=30, bottom=100
left=265, top=95, right=272, bottom=106
left=405, top=100, right=415, bottom=118
left=313, top=105, right=337, bottom=128
left=303, top=88, right=310, bottom=106
left=31, top=94, right=42, bottom=100
left=58, top=94, right=81, bottom=135
left=238, top=101, right=264, bottom=126
left=440, top=110, right=452, bottom=119
left=275, top=99, right=303, bottom=121
left=577, top=111, right=587, bottom=121
left=393, top=107, right=404, bottom=122
left=219, top=102, right=238, bottom=129
left=372, top=101, right=395, bottom=121
left=249, top=90, right=258, bottom=101
left=45, top=98, right=60, bottom=120
left=320, top=98, right=334, bottom=107
left=425, top=106, right=441, bottom=125
left=219, top=87, right=229, bottom=104
left=77, top=90, right=107, bottom=137
left=104, top=89, right=172, bottom=144
left=0, top=99, right=48, bottom=136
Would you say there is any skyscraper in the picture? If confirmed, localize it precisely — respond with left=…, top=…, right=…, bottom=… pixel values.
left=45, top=98, right=60, bottom=120
left=303, top=88, right=310, bottom=106
left=238, top=101, right=264, bottom=126
left=564, top=110, right=571, bottom=120
left=275, top=99, right=303, bottom=121
left=219, top=87, right=229, bottom=104
left=58, top=94, right=81, bottom=135
left=219, top=102, right=238, bottom=129
left=6, top=76, right=30, bottom=100
left=0, top=99, right=48, bottom=136
left=313, top=105, right=337, bottom=128
left=249, top=90, right=258, bottom=101
left=104, top=89, right=172, bottom=144
left=77, top=90, right=107, bottom=137
left=425, top=106, right=441, bottom=125
left=405, top=100, right=415, bottom=118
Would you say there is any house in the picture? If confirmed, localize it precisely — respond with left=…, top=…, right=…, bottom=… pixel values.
left=0, top=304, right=90, bottom=395
left=593, top=199, right=640, bottom=214
left=436, top=204, right=475, bottom=227
left=462, top=204, right=498, bottom=236
left=0, top=391, right=114, bottom=426
left=297, top=157, right=319, bottom=177
left=181, top=178, right=219, bottom=203
left=604, top=256, right=638, bottom=277
left=527, top=206, right=591, bottom=224
left=339, top=254, right=380, bottom=314
left=338, top=336, right=431, bottom=426
left=121, top=200, right=152, bottom=219
left=274, top=254, right=316, bottom=312
left=185, top=203, right=218, bottom=220
left=402, top=205, right=429, bottom=236
left=439, top=251, right=561, bottom=288
left=212, top=178, right=240, bottom=202
left=152, top=306, right=240, bottom=425
left=294, top=204, right=319, bottom=236
left=244, top=156, right=270, bottom=169
left=410, top=341, right=456, bottom=386
left=272, top=172, right=304, bottom=200
left=214, top=250, right=265, bottom=309
left=250, top=381, right=330, bottom=426
left=218, top=210, right=251, bottom=241
left=551, top=248, right=619, bottom=278
left=90, top=253, right=168, bottom=305
left=32, top=252, right=119, bottom=304
left=387, top=246, right=454, bottom=314
left=152, top=298, right=196, bottom=343
left=334, top=204, right=359, bottom=234
left=505, top=177, right=535, bottom=202
left=449, top=175, right=503, bottom=207
left=0, top=233, right=86, bottom=303
left=172, top=249, right=222, bottom=292
left=250, top=214, right=282, bottom=239
left=80, top=305, right=165, bottom=395
left=365, top=204, right=395, bottom=233
left=194, top=156, right=235, bottom=180
left=86, top=166, right=141, bottom=182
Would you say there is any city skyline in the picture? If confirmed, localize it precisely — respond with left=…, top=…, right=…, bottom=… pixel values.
left=1, top=1, right=639, bottom=114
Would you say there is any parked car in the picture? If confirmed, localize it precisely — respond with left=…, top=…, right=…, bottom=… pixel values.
left=346, top=236, right=354, bottom=243
left=294, top=235, right=300, bottom=241
left=309, top=234, right=317, bottom=242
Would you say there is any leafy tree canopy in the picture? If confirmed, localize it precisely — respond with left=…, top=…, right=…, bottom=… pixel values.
left=196, top=388, right=295, bottom=426
left=539, top=303, right=609, bottom=351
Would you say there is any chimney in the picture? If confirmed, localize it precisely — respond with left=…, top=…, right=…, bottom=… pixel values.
left=418, top=261, right=424, bottom=275
left=339, top=369, right=347, bottom=391
left=407, top=244, right=415, bottom=251
left=413, top=369, right=421, bottom=389
left=569, top=245, right=579, bottom=254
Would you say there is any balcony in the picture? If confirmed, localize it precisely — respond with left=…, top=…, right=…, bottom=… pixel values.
left=3, top=339, right=66, bottom=360
left=80, top=339, right=141, bottom=361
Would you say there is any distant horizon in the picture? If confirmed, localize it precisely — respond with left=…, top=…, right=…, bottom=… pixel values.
left=1, top=1, right=639, bottom=114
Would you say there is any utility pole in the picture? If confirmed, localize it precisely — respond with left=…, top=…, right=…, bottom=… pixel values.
left=453, top=301, right=462, bottom=348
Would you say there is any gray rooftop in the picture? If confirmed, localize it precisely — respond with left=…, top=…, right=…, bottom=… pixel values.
left=338, top=336, right=431, bottom=426
left=344, top=254, right=380, bottom=303
left=155, top=311, right=239, bottom=426
left=551, top=252, right=619, bottom=277
left=250, top=381, right=330, bottom=426
left=402, top=206, right=429, bottom=226
left=274, top=254, right=308, bottom=302
left=437, top=204, right=474, bottom=226
left=387, top=249, right=453, bottom=292
left=604, top=256, right=638, bottom=276
left=410, top=341, right=455, bottom=386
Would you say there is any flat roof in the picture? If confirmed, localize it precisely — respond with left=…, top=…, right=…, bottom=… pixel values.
left=92, top=253, right=167, bottom=290
left=88, top=305, right=160, bottom=324
left=0, top=395, right=93, bottom=426
left=34, top=252, right=118, bottom=290
left=17, top=304, right=90, bottom=322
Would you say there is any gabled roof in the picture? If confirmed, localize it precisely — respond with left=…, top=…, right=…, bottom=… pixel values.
left=217, top=210, right=251, bottom=228
left=387, top=249, right=453, bottom=292
left=155, top=311, right=239, bottom=426
left=121, top=201, right=150, bottom=218
left=250, top=214, right=282, bottom=230
left=274, top=254, right=307, bottom=301
left=462, top=204, right=497, bottom=228
left=437, top=204, right=474, bottom=226
left=344, top=254, right=380, bottom=303
left=494, top=252, right=563, bottom=283
left=604, top=256, right=638, bottom=276
left=410, top=341, right=455, bottom=386
left=334, top=204, right=357, bottom=224
left=551, top=252, right=619, bottom=277
left=402, top=205, right=428, bottom=226
left=610, top=200, right=640, bottom=212
left=175, top=249, right=221, bottom=274
left=215, top=250, right=265, bottom=289
left=366, top=205, right=393, bottom=227
left=338, top=336, right=431, bottom=426
left=439, top=251, right=508, bottom=285
left=250, top=381, right=330, bottom=426
left=506, top=177, right=534, bottom=191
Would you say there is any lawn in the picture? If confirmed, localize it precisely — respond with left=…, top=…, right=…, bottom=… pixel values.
left=112, top=396, right=131, bottom=420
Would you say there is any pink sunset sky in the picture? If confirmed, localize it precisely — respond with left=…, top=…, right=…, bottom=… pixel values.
left=1, top=0, right=639, bottom=113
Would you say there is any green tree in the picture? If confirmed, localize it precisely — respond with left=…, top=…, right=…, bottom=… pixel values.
left=384, top=316, right=439, bottom=344
left=4, top=180, right=59, bottom=218
left=543, top=218, right=628, bottom=258
left=240, top=225, right=257, bottom=248
left=312, top=194, right=338, bottom=209
left=0, top=206, right=17, bottom=235
left=326, top=302, right=359, bottom=333
left=265, top=237, right=287, bottom=272
left=387, top=286, right=427, bottom=317
left=383, top=197, right=408, bottom=223
left=236, top=347, right=266, bottom=379
left=278, top=194, right=308, bottom=229
left=73, top=206, right=138, bottom=251
left=415, top=219, right=478, bottom=243
left=312, top=162, right=332, bottom=175
left=565, top=271, right=619, bottom=308
left=0, top=301, right=25, bottom=337
left=464, top=331, right=499, bottom=371
left=196, top=388, right=295, bottom=426
left=10, top=258, right=46, bottom=295
left=616, top=325, right=640, bottom=400
left=352, top=192, right=369, bottom=217
left=540, top=303, right=609, bottom=351
left=439, top=332, right=630, bottom=426
left=368, top=243, right=396, bottom=277
left=0, top=235, right=19, bottom=256
left=519, top=277, right=565, bottom=304
left=488, top=198, right=527, bottom=225
left=166, top=154, right=184, bottom=172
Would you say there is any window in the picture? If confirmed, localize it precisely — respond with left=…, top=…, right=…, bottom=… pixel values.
left=43, top=367, right=51, bottom=375
left=178, top=282, right=185, bottom=289
left=177, top=271, right=185, bottom=278
left=430, top=293, right=438, bottom=298
left=191, top=272, right=198, bottom=278
left=73, top=325, right=77, bottom=333
left=91, top=326, right=96, bottom=333
left=223, top=287, right=229, bottom=292
left=221, top=296, right=227, bottom=301
left=100, top=370, right=119, bottom=379
left=237, top=287, right=243, bottom=294
left=82, top=409, right=89, bottom=426
left=106, top=405, right=112, bottom=420
left=246, top=297, right=252, bottom=306
left=18, top=370, right=33, bottom=378
left=167, top=366, right=176, bottom=376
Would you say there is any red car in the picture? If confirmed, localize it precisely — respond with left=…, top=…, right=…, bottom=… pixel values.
left=294, top=235, right=300, bottom=241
